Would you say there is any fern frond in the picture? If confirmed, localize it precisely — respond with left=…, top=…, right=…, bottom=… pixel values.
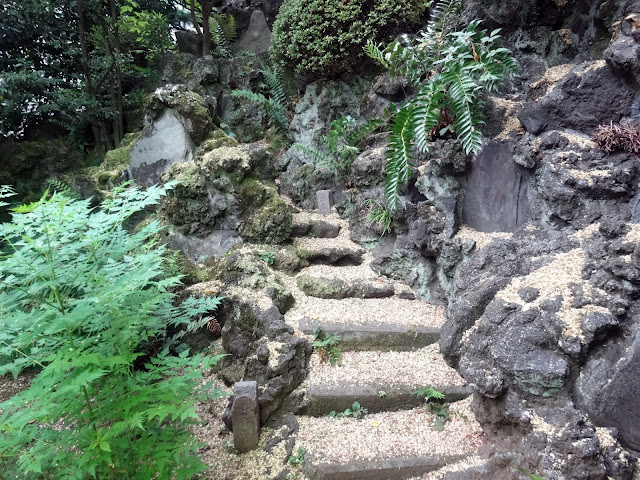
left=385, top=105, right=417, bottom=211
left=210, top=16, right=231, bottom=57
left=428, top=0, right=462, bottom=38
left=231, top=90, right=288, bottom=132
left=344, top=118, right=385, bottom=147
left=441, top=67, right=483, bottom=154
left=215, top=13, right=237, bottom=44
left=261, top=65, right=286, bottom=108
left=413, top=79, right=446, bottom=153
left=364, top=40, right=390, bottom=69
left=292, top=143, right=338, bottom=173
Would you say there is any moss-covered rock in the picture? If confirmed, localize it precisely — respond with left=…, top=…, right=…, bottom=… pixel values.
left=200, top=129, right=239, bottom=151
left=236, top=179, right=292, bottom=244
left=160, top=161, right=221, bottom=236
left=147, top=85, right=212, bottom=143
left=200, top=145, right=252, bottom=182
left=64, top=133, right=140, bottom=201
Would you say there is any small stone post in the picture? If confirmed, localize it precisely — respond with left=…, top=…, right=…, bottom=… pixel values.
left=231, top=381, right=260, bottom=453
left=317, top=190, right=332, bottom=215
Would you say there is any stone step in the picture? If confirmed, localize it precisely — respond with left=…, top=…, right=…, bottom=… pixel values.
left=297, top=275, right=395, bottom=299
left=285, top=297, right=446, bottom=343
left=291, top=218, right=342, bottom=239
left=303, top=345, right=471, bottom=416
left=296, top=399, right=484, bottom=480
left=293, top=231, right=366, bottom=266
left=299, top=318, right=440, bottom=351
left=298, top=245, right=366, bottom=266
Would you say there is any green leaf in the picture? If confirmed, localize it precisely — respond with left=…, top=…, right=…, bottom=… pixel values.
left=99, top=442, right=111, bottom=452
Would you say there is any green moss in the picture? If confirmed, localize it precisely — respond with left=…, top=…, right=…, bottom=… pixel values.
left=271, top=0, right=428, bottom=77
left=236, top=179, right=292, bottom=244
left=201, top=129, right=239, bottom=151
left=64, top=133, right=140, bottom=200
left=200, top=145, right=251, bottom=182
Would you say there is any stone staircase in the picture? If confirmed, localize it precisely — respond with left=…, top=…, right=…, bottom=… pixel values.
left=274, top=209, right=485, bottom=480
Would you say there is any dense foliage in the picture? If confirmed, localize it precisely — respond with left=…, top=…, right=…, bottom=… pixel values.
left=270, top=0, right=429, bottom=77
left=366, top=0, right=518, bottom=210
left=0, top=0, right=175, bottom=153
left=0, top=184, right=226, bottom=479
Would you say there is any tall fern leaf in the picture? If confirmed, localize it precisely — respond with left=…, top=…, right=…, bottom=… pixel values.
left=413, top=79, right=445, bottom=153
left=215, top=13, right=237, bottom=44
left=261, top=66, right=286, bottom=107
left=442, top=67, right=483, bottom=154
left=385, top=105, right=417, bottom=211
left=210, top=16, right=231, bottom=57
left=231, top=90, right=288, bottom=132
left=292, top=143, right=339, bottom=173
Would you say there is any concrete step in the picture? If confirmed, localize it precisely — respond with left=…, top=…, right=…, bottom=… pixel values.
left=303, top=345, right=471, bottom=416
left=296, top=400, right=484, bottom=480
left=299, top=318, right=440, bottom=352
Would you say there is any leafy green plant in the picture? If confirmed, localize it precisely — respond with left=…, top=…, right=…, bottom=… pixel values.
left=379, top=390, right=387, bottom=398
left=365, top=0, right=518, bottom=210
left=288, top=447, right=306, bottom=467
left=271, top=0, right=430, bottom=77
left=232, top=65, right=288, bottom=132
left=413, top=387, right=449, bottom=431
left=329, top=402, right=368, bottom=420
left=209, top=13, right=237, bottom=57
left=258, top=251, right=276, bottom=265
left=0, top=183, right=227, bottom=479
left=518, top=468, right=548, bottom=480
left=293, top=115, right=384, bottom=175
left=364, top=199, right=392, bottom=235
left=312, top=323, right=342, bottom=366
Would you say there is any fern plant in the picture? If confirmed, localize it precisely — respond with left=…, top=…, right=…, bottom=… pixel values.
left=0, top=184, right=227, bottom=479
left=209, top=13, right=236, bottom=57
left=231, top=65, right=289, bottom=132
left=293, top=115, right=385, bottom=175
left=365, top=0, right=518, bottom=210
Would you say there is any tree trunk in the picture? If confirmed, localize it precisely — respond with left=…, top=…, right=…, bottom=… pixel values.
left=201, top=0, right=212, bottom=56
left=108, top=0, right=124, bottom=145
left=77, top=0, right=106, bottom=155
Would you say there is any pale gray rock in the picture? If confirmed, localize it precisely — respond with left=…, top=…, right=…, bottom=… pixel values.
left=128, top=109, right=195, bottom=187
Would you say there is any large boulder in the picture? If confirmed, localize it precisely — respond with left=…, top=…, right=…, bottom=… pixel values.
left=128, top=86, right=212, bottom=186
left=159, top=136, right=291, bottom=260
left=209, top=250, right=311, bottom=423
left=604, top=5, right=640, bottom=87
left=440, top=130, right=640, bottom=479
left=518, top=61, right=637, bottom=135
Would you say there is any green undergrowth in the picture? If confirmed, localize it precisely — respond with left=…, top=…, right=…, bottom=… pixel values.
left=0, top=183, right=227, bottom=479
left=312, top=323, right=342, bottom=366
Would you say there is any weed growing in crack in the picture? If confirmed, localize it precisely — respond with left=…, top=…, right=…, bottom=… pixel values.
left=312, top=323, right=342, bottom=366
left=329, top=402, right=368, bottom=420
left=413, top=386, right=450, bottom=431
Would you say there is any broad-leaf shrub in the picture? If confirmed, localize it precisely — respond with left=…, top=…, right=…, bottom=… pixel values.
left=270, top=0, right=429, bottom=77
left=0, top=184, right=225, bottom=479
left=366, top=0, right=518, bottom=210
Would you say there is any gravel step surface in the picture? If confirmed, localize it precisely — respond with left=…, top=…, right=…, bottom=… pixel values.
left=304, top=344, right=470, bottom=415
left=297, top=399, right=485, bottom=480
left=285, top=296, right=446, bottom=330
left=299, top=318, right=440, bottom=352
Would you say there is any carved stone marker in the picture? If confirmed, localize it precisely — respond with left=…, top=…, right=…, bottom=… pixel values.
left=317, top=190, right=332, bottom=215
left=231, top=381, right=260, bottom=453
